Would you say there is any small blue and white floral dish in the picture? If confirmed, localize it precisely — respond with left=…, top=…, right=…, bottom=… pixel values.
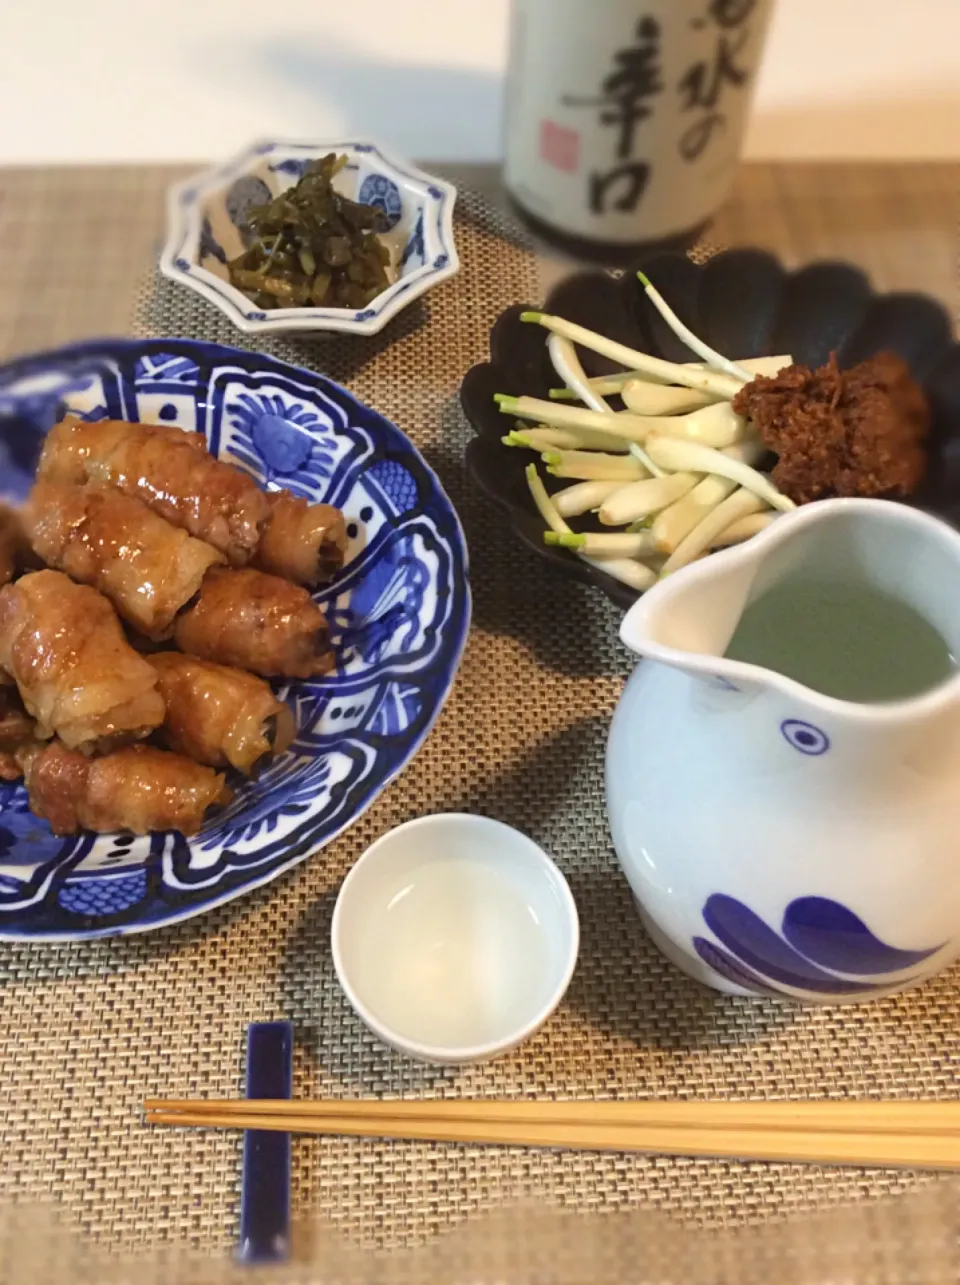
left=0, top=338, right=470, bottom=940
left=161, top=139, right=459, bottom=336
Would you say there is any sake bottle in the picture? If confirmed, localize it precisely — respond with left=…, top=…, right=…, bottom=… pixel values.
left=503, top=0, right=773, bottom=262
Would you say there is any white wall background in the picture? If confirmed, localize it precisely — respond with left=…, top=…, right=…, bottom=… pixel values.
left=1, top=0, right=958, bottom=164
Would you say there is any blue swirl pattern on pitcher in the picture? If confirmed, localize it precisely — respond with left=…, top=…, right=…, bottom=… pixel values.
left=0, top=339, right=469, bottom=939
left=692, top=893, right=942, bottom=997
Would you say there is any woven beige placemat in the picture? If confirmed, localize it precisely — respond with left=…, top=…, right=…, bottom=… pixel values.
left=0, top=163, right=958, bottom=1284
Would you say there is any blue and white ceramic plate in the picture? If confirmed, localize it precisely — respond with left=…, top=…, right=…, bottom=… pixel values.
left=0, top=338, right=470, bottom=940
left=162, top=139, right=459, bottom=336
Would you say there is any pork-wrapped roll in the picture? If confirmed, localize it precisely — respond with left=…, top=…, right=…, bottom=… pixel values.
left=26, top=481, right=223, bottom=639
left=148, top=652, right=295, bottom=774
left=38, top=417, right=268, bottom=565
left=174, top=567, right=334, bottom=679
left=0, top=504, right=36, bottom=587
left=40, top=417, right=349, bottom=582
left=18, top=740, right=229, bottom=836
left=0, top=571, right=165, bottom=754
left=0, top=687, right=40, bottom=780
left=255, top=492, right=347, bottom=586
left=0, top=753, right=22, bottom=782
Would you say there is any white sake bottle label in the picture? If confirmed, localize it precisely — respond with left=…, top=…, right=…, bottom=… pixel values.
left=504, top=0, right=773, bottom=245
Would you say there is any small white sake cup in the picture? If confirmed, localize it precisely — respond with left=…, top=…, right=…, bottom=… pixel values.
left=332, top=814, right=579, bottom=1064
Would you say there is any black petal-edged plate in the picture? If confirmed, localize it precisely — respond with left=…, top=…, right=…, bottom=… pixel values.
left=461, top=248, right=960, bottom=610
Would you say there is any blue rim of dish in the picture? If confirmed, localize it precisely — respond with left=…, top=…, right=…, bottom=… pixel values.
left=0, top=336, right=471, bottom=940
left=160, top=139, right=459, bottom=336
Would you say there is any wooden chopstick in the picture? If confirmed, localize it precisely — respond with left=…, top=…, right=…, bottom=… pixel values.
left=143, top=1100, right=960, bottom=1170
left=143, top=1109, right=960, bottom=1170
left=144, top=1098, right=960, bottom=1135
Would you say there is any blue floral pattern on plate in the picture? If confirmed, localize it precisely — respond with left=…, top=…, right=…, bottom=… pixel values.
left=269, top=159, right=312, bottom=179
left=400, top=207, right=426, bottom=269
left=0, top=338, right=470, bottom=940
left=0, top=370, right=106, bottom=502
left=692, top=893, right=942, bottom=997
left=357, top=174, right=403, bottom=229
left=225, top=176, right=272, bottom=242
left=198, top=217, right=227, bottom=266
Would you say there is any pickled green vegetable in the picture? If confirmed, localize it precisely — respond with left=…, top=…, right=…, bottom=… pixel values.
left=227, top=154, right=391, bottom=311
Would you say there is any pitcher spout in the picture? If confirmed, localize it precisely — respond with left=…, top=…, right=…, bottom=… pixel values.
left=619, top=530, right=768, bottom=677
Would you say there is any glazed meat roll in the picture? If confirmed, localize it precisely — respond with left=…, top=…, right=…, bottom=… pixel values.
left=0, top=687, right=40, bottom=780
left=148, top=652, right=295, bottom=775
left=0, top=571, right=165, bottom=754
left=255, top=493, right=348, bottom=586
left=174, top=568, right=334, bottom=679
left=19, top=740, right=229, bottom=836
left=0, top=753, right=22, bottom=782
left=0, top=504, right=36, bottom=587
left=38, top=417, right=268, bottom=565
left=26, top=481, right=222, bottom=639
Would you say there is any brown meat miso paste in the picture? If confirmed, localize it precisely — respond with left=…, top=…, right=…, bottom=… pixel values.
left=733, top=351, right=930, bottom=505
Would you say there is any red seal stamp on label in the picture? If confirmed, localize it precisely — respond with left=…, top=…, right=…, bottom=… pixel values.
left=539, top=120, right=580, bottom=173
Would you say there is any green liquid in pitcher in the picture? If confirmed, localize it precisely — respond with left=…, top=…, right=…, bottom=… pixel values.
left=723, top=578, right=955, bottom=703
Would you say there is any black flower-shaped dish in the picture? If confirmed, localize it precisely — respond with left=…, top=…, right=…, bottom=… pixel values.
left=461, top=248, right=960, bottom=609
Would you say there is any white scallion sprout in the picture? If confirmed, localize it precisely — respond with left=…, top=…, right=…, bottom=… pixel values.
left=628, top=441, right=666, bottom=479
left=644, top=435, right=795, bottom=512
left=660, top=488, right=767, bottom=576
left=641, top=402, right=747, bottom=448
left=549, top=371, right=644, bottom=399
left=543, top=450, right=647, bottom=482
left=553, top=480, right=626, bottom=517
left=519, top=313, right=743, bottom=399
left=499, top=394, right=745, bottom=449
left=722, top=438, right=765, bottom=467
left=620, top=381, right=717, bottom=416
left=525, top=464, right=656, bottom=591
left=710, top=512, right=778, bottom=547
left=496, top=395, right=654, bottom=446
left=636, top=272, right=755, bottom=382
left=599, top=472, right=700, bottom=527
left=652, top=475, right=738, bottom=554
left=545, top=530, right=658, bottom=559
left=585, top=556, right=657, bottom=591
left=503, top=426, right=628, bottom=453
left=547, top=333, right=611, bottom=415
left=547, top=354, right=794, bottom=400
left=525, top=462, right=569, bottom=536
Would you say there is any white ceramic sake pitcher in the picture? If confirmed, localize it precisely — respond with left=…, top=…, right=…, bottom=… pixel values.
left=606, top=498, right=960, bottom=1002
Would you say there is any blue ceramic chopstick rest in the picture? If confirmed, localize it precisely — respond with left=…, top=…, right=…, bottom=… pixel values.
left=237, top=1021, right=293, bottom=1264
